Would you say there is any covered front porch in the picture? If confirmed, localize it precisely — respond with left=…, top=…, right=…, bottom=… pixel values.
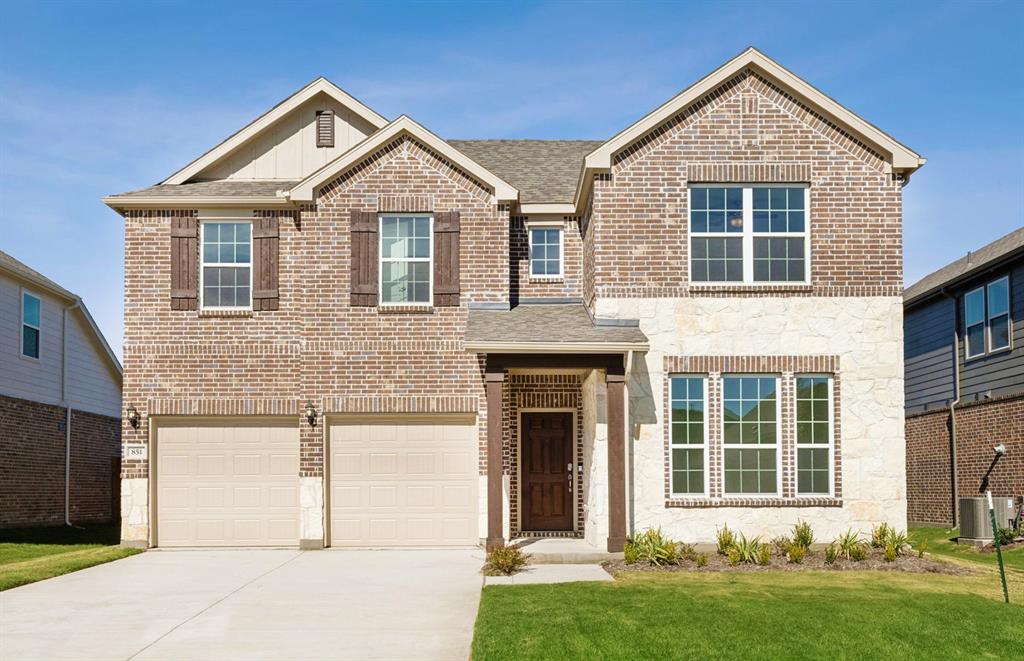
left=465, top=303, right=648, bottom=553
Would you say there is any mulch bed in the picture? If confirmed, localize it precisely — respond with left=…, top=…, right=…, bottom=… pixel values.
left=604, top=548, right=975, bottom=576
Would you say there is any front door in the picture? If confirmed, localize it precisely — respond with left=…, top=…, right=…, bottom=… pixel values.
left=521, top=412, right=573, bottom=531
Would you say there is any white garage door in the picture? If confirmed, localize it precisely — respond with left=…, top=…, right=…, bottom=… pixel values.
left=329, top=419, right=479, bottom=547
left=155, top=419, right=299, bottom=547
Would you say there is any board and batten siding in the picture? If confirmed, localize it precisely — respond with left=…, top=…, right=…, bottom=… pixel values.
left=200, top=94, right=377, bottom=181
left=956, top=262, right=1024, bottom=402
left=0, top=271, right=120, bottom=418
left=904, top=296, right=955, bottom=413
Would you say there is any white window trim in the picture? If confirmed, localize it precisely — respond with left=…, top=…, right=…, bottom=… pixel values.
left=526, top=221, right=564, bottom=280
left=199, top=219, right=254, bottom=311
left=378, top=213, right=433, bottom=306
left=20, top=288, right=41, bottom=361
left=687, top=185, right=811, bottom=286
left=794, top=374, right=835, bottom=498
left=668, top=374, right=709, bottom=498
left=719, top=374, right=782, bottom=498
left=986, top=275, right=1012, bottom=354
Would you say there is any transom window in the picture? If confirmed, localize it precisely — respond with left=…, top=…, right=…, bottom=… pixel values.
left=689, top=185, right=809, bottom=284
left=722, top=376, right=779, bottom=495
left=529, top=226, right=563, bottom=278
left=201, top=222, right=252, bottom=309
left=380, top=215, right=431, bottom=304
left=21, top=291, right=41, bottom=359
left=795, top=375, right=832, bottom=495
left=669, top=376, right=707, bottom=495
left=965, top=276, right=1011, bottom=358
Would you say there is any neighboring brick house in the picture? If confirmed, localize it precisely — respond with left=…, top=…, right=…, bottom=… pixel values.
left=904, top=228, right=1023, bottom=526
left=0, top=251, right=123, bottom=528
left=104, top=48, right=924, bottom=551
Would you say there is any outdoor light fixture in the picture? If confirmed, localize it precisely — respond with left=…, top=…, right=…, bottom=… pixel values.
left=994, top=444, right=1007, bottom=456
left=126, top=405, right=140, bottom=429
left=304, top=401, right=317, bottom=427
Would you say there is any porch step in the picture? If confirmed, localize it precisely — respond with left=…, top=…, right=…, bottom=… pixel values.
left=511, top=538, right=623, bottom=565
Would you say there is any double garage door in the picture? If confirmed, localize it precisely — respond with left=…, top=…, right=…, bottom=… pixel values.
left=155, top=418, right=478, bottom=548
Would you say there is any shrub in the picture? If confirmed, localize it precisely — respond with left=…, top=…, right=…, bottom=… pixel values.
left=835, top=529, right=865, bottom=560
left=785, top=542, right=806, bottom=564
left=676, top=542, right=698, bottom=562
left=916, top=539, right=929, bottom=559
left=732, top=534, right=763, bottom=565
left=849, top=544, right=867, bottom=562
left=695, top=553, right=708, bottom=568
left=756, top=543, right=772, bottom=566
left=883, top=544, right=898, bottom=563
left=996, top=527, right=1017, bottom=546
left=623, top=543, right=639, bottom=565
left=870, top=523, right=892, bottom=549
left=792, top=521, right=814, bottom=549
left=727, top=548, right=741, bottom=567
left=486, top=546, right=530, bottom=576
left=885, top=528, right=910, bottom=557
left=628, top=528, right=679, bottom=566
left=716, top=525, right=736, bottom=555
left=824, top=544, right=838, bottom=565
left=771, top=535, right=792, bottom=556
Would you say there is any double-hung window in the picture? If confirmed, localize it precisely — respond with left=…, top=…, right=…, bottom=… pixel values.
left=380, top=214, right=432, bottom=304
left=529, top=224, right=563, bottom=278
left=722, top=376, right=779, bottom=495
left=201, top=221, right=252, bottom=309
left=669, top=376, right=707, bottom=495
left=965, top=276, right=1011, bottom=358
left=21, top=291, right=41, bottom=359
left=689, top=186, right=809, bottom=284
left=795, top=375, right=832, bottom=495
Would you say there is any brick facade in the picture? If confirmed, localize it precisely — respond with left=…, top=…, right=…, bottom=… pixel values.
left=0, top=394, right=120, bottom=528
left=906, top=393, right=1024, bottom=525
left=510, top=216, right=583, bottom=301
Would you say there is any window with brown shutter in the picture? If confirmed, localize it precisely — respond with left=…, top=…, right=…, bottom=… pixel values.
left=252, top=215, right=280, bottom=311
left=433, top=211, right=460, bottom=307
left=316, top=109, right=334, bottom=148
left=350, top=210, right=378, bottom=306
left=170, top=216, right=198, bottom=310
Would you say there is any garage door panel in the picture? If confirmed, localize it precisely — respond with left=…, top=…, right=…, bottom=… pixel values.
left=156, top=421, right=299, bottom=547
left=329, top=420, right=479, bottom=547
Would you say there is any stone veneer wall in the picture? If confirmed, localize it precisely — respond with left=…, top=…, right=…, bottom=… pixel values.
left=596, top=296, right=905, bottom=543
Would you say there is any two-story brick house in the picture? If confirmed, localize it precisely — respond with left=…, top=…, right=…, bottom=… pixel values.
left=105, top=48, right=924, bottom=551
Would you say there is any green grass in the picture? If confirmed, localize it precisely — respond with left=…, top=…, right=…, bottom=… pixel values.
left=473, top=571, right=1024, bottom=660
left=911, top=524, right=1024, bottom=573
left=0, top=525, right=141, bottom=591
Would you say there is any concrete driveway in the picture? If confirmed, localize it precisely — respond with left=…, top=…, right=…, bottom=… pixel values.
left=0, top=549, right=485, bottom=660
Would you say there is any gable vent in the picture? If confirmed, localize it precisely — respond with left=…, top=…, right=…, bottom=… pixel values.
left=316, top=109, right=334, bottom=148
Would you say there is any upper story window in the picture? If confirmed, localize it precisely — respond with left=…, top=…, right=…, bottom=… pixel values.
left=964, top=276, right=1011, bottom=358
left=689, top=185, right=809, bottom=285
left=380, top=214, right=432, bottom=304
left=201, top=221, right=252, bottom=309
left=529, top=224, right=563, bottom=279
left=21, top=291, right=41, bottom=359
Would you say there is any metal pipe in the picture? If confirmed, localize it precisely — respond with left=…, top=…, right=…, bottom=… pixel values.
left=940, top=288, right=960, bottom=527
left=62, top=299, right=81, bottom=527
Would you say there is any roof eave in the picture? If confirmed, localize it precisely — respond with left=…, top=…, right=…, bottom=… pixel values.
left=464, top=341, right=649, bottom=354
left=103, top=196, right=294, bottom=214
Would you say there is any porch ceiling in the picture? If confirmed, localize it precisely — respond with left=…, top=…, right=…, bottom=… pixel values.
left=464, top=302, right=648, bottom=354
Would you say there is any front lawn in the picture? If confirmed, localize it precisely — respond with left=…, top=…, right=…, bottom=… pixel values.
left=473, top=570, right=1023, bottom=660
left=0, top=525, right=141, bottom=591
left=911, top=524, right=1024, bottom=573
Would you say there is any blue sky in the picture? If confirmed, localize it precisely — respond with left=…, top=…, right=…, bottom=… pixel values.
left=1, top=0, right=1022, bottom=357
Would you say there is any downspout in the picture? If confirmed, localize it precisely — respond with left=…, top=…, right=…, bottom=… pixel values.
left=62, top=299, right=81, bottom=527
left=940, top=288, right=960, bottom=527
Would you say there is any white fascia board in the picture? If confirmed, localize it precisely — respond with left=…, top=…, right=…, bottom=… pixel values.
left=103, top=196, right=292, bottom=212
left=289, top=116, right=519, bottom=203
left=162, top=77, right=389, bottom=186
left=463, top=341, right=649, bottom=354
left=585, top=47, right=924, bottom=173
left=519, top=203, right=577, bottom=215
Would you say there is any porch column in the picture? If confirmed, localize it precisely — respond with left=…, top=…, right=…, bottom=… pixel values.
left=606, top=371, right=626, bottom=553
left=485, top=370, right=505, bottom=551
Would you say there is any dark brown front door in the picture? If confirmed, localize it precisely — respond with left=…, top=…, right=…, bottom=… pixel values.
left=521, top=412, right=573, bottom=531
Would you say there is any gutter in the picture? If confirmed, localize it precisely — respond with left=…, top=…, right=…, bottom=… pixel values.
left=62, top=299, right=81, bottom=527
left=464, top=341, right=649, bottom=354
left=941, top=287, right=961, bottom=527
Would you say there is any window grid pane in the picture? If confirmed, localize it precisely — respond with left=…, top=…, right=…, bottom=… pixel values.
left=381, top=216, right=431, bottom=304
left=530, top=228, right=562, bottom=276
left=690, top=237, right=743, bottom=282
left=723, top=376, right=778, bottom=494
left=690, top=187, right=743, bottom=233
left=796, top=376, right=831, bottom=495
left=670, top=376, right=705, bottom=495
left=202, top=223, right=252, bottom=308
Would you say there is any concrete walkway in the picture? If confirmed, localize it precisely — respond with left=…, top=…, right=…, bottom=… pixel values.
left=0, top=549, right=485, bottom=661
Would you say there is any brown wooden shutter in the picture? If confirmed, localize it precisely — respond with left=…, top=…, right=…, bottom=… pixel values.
left=252, top=216, right=280, bottom=311
left=433, top=211, right=461, bottom=307
left=350, top=210, right=378, bottom=306
left=316, top=110, right=335, bottom=148
left=170, top=216, right=198, bottom=310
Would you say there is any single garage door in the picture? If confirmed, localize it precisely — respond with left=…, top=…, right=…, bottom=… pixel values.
left=155, top=419, right=299, bottom=547
left=329, top=418, right=479, bottom=547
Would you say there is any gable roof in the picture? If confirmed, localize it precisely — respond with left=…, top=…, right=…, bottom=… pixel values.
left=0, top=250, right=123, bottom=377
left=448, top=140, right=602, bottom=205
left=904, top=227, right=1024, bottom=307
left=162, top=77, right=389, bottom=186
left=288, top=116, right=518, bottom=203
left=103, top=180, right=297, bottom=209
left=585, top=47, right=925, bottom=179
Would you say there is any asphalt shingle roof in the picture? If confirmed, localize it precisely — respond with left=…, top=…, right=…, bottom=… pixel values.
left=448, top=140, right=602, bottom=205
left=108, top=180, right=299, bottom=199
left=0, top=249, right=76, bottom=299
left=904, top=227, right=1024, bottom=306
left=465, top=303, right=647, bottom=348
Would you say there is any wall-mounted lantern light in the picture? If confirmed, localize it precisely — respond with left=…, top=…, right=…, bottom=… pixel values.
left=126, top=405, right=141, bottom=429
left=304, top=401, right=317, bottom=427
